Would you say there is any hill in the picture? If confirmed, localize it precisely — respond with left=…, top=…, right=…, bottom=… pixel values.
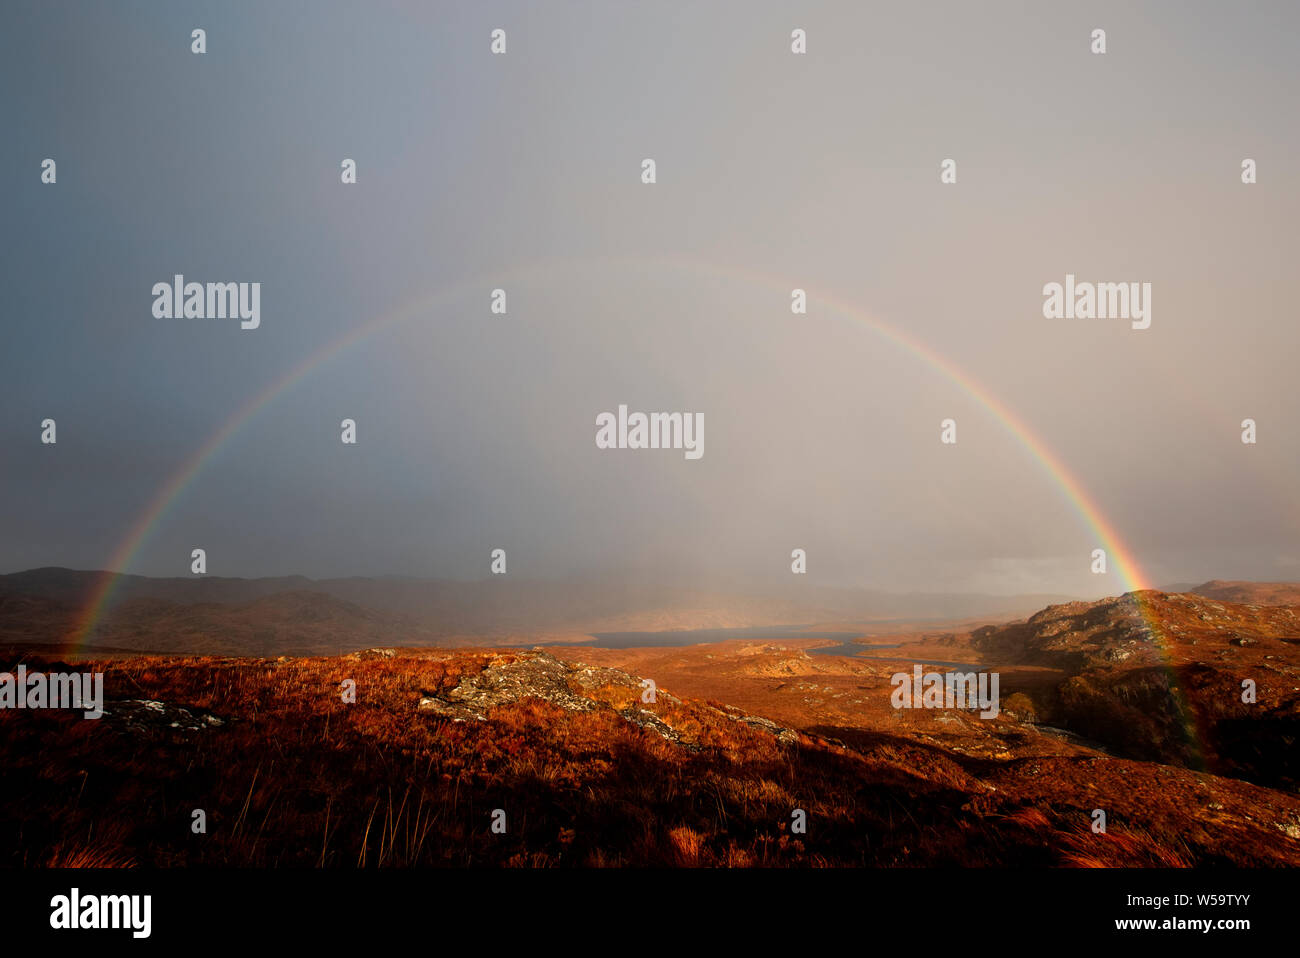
left=962, top=591, right=1300, bottom=788
left=1192, top=579, right=1300, bottom=606
left=4, top=584, right=1298, bottom=867
left=3, top=615, right=1299, bottom=867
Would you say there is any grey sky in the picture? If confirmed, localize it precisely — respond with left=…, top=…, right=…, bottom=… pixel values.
left=3, top=1, right=1298, bottom=597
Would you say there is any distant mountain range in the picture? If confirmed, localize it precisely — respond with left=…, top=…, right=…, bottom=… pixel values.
left=0, top=566, right=1083, bottom=656
left=4, top=566, right=1294, bottom=658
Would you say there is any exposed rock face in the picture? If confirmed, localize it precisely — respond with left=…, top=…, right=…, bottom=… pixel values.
left=101, top=698, right=226, bottom=733
left=720, top=710, right=800, bottom=745
left=417, top=651, right=666, bottom=718
left=416, top=649, right=799, bottom=749
left=970, top=591, right=1300, bottom=788
left=971, top=593, right=1155, bottom=671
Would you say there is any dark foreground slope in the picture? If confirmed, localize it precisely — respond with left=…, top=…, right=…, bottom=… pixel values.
left=2, top=645, right=1298, bottom=868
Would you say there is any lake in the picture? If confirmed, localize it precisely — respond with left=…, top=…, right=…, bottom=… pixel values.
left=570, top=626, right=983, bottom=669
left=578, top=625, right=863, bottom=650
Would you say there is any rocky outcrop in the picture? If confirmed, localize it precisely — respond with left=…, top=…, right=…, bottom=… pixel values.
left=416, top=649, right=799, bottom=749
left=971, top=591, right=1300, bottom=787
left=346, top=647, right=396, bottom=660
left=101, top=698, right=226, bottom=733
left=971, top=593, right=1156, bottom=671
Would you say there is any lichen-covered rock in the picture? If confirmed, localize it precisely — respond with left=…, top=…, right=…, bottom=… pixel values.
left=416, top=650, right=795, bottom=750
left=101, top=698, right=226, bottom=733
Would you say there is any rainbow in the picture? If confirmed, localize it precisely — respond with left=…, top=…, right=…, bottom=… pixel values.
left=71, top=254, right=1154, bottom=642
left=66, top=253, right=1209, bottom=764
left=71, top=253, right=1155, bottom=634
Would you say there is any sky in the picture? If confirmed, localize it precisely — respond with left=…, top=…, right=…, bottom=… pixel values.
left=3, top=1, right=1298, bottom=598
